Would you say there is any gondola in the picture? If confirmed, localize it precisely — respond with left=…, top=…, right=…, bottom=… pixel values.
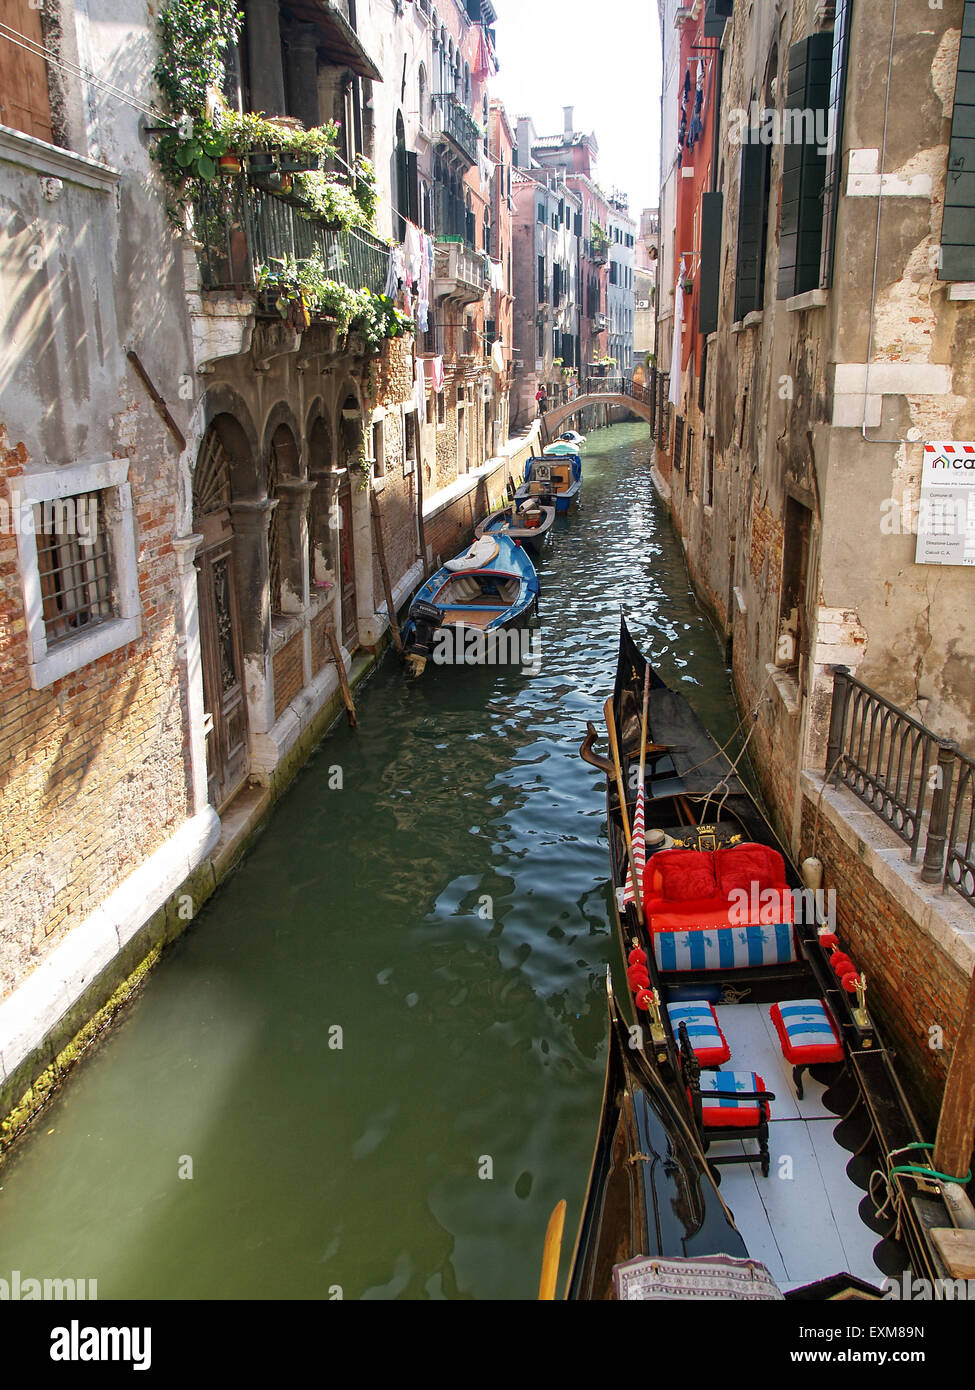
left=513, top=450, right=582, bottom=513
left=473, top=497, right=556, bottom=554
left=400, top=532, right=539, bottom=676
left=560, top=615, right=956, bottom=1300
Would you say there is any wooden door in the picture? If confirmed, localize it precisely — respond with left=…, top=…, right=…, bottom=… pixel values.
left=338, top=474, right=358, bottom=651
left=197, top=524, right=249, bottom=809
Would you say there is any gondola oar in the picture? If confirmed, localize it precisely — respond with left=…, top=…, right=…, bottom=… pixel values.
left=604, top=697, right=645, bottom=929
left=538, top=1199, right=566, bottom=1300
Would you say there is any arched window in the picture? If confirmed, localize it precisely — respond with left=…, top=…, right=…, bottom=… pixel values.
left=464, top=62, right=471, bottom=109
left=418, top=64, right=427, bottom=128
left=483, top=206, right=491, bottom=257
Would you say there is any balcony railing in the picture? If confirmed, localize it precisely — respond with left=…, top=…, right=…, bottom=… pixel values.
left=825, top=667, right=974, bottom=907
left=433, top=241, right=489, bottom=303
left=192, top=178, right=390, bottom=300
left=430, top=94, right=481, bottom=164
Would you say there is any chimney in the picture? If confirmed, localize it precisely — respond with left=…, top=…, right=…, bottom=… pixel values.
left=563, top=106, right=574, bottom=135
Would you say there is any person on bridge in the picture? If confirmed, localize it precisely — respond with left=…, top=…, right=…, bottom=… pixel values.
left=535, top=386, right=547, bottom=416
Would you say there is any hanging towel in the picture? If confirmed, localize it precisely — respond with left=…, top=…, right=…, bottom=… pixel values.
left=489, top=258, right=505, bottom=292
left=405, top=221, right=423, bottom=284
left=431, top=355, right=445, bottom=392
left=414, top=359, right=426, bottom=415
left=491, top=339, right=505, bottom=375
left=416, top=231, right=431, bottom=333
left=385, top=243, right=405, bottom=299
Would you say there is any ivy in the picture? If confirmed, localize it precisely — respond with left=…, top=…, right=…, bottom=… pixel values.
left=153, top=0, right=242, bottom=119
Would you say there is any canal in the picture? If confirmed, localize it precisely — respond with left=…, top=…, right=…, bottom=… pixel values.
left=0, top=421, right=744, bottom=1301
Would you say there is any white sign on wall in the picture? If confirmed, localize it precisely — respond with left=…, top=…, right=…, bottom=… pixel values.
left=915, top=442, right=975, bottom=566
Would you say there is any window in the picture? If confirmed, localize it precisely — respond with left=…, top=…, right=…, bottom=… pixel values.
left=699, top=191, right=723, bottom=335
left=673, top=415, right=685, bottom=470
left=819, top=0, right=853, bottom=288
left=779, top=496, right=812, bottom=671
left=537, top=203, right=545, bottom=223
left=734, top=136, right=771, bottom=320
left=403, top=410, right=418, bottom=476
left=685, top=427, right=694, bottom=495
left=537, top=254, right=546, bottom=299
left=777, top=32, right=832, bottom=299
left=13, top=458, right=141, bottom=690
left=0, top=0, right=54, bottom=142
left=940, top=0, right=975, bottom=280
left=703, top=437, right=715, bottom=508
left=371, top=418, right=385, bottom=479
left=437, top=391, right=446, bottom=425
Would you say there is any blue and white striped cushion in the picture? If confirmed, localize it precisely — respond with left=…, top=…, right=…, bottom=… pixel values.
left=653, top=924, right=797, bottom=973
left=698, top=1071, right=768, bottom=1128
left=666, top=1002, right=730, bottom=1065
left=771, top=1000, right=843, bottom=1062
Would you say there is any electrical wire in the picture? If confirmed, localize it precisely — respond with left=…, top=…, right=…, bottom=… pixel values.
left=0, top=21, right=174, bottom=126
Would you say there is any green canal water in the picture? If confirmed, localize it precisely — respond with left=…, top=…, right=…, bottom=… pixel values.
left=0, top=422, right=743, bottom=1301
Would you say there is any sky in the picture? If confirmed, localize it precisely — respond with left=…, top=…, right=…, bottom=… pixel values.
left=489, top=0, right=661, bottom=216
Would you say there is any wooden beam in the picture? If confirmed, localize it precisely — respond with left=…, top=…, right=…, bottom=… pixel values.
left=933, top=966, right=975, bottom=1180
left=326, top=625, right=357, bottom=728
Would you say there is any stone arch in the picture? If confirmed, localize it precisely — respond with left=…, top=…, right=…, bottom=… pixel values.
left=305, top=402, right=336, bottom=589
left=263, top=414, right=304, bottom=616
left=199, top=386, right=260, bottom=500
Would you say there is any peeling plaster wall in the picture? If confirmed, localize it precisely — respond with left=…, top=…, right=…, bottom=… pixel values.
left=659, top=0, right=975, bottom=845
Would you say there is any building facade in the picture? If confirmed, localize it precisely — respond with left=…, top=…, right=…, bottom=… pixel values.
left=650, top=0, right=975, bottom=1121
left=0, top=0, right=528, bottom=1129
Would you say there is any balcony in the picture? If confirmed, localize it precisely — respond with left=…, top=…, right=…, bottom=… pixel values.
left=191, top=177, right=390, bottom=301
left=433, top=242, right=489, bottom=305
left=430, top=94, right=481, bottom=166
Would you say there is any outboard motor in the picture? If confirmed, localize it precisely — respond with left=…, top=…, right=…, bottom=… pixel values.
left=405, top=600, right=443, bottom=676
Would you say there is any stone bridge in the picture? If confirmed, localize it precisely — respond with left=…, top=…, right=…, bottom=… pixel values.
left=540, top=377, right=655, bottom=442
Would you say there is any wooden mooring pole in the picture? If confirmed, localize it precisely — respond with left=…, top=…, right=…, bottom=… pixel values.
left=370, top=492, right=405, bottom=661
left=933, top=965, right=975, bottom=1180
left=326, top=625, right=357, bottom=729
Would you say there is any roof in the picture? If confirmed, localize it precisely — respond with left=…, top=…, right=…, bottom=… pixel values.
left=280, top=1, right=382, bottom=81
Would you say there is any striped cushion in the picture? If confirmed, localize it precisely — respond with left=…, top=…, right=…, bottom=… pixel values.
left=698, top=1071, right=769, bottom=1129
left=667, top=1002, right=730, bottom=1066
left=770, top=1000, right=843, bottom=1065
left=653, top=924, right=797, bottom=973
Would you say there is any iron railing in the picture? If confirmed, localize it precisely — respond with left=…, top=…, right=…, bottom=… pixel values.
left=825, top=666, right=973, bottom=907
left=430, top=94, right=481, bottom=164
left=945, top=750, right=975, bottom=907
left=192, top=178, right=390, bottom=299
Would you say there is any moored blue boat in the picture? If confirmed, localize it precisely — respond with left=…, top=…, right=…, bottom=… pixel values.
left=513, top=449, right=582, bottom=513
left=401, top=532, right=539, bottom=675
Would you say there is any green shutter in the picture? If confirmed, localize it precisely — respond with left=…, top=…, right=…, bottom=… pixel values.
left=735, top=140, right=768, bottom=320
left=777, top=32, right=832, bottom=299
left=699, top=191, right=723, bottom=335
left=940, top=0, right=975, bottom=280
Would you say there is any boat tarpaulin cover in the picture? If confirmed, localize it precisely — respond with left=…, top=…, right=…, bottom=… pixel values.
left=614, top=1254, right=784, bottom=1301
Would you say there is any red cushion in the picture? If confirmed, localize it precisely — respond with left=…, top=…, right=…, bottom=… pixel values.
left=695, top=1071, right=770, bottom=1128
left=715, top=843, right=787, bottom=897
left=653, top=849, right=718, bottom=902
left=770, top=1000, right=843, bottom=1065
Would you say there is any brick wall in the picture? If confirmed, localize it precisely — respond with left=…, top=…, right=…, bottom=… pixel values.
left=272, top=632, right=305, bottom=719
left=0, top=436, right=191, bottom=998
left=310, top=609, right=330, bottom=676
left=799, top=793, right=968, bottom=1130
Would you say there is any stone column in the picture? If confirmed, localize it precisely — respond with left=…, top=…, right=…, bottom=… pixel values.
left=285, top=23, right=321, bottom=130
left=230, top=497, right=277, bottom=736
left=173, top=534, right=209, bottom=816
left=273, top=479, right=315, bottom=614
left=245, top=0, right=287, bottom=117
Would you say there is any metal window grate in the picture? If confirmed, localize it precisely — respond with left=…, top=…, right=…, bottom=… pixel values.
left=35, top=492, right=114, bottom=644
